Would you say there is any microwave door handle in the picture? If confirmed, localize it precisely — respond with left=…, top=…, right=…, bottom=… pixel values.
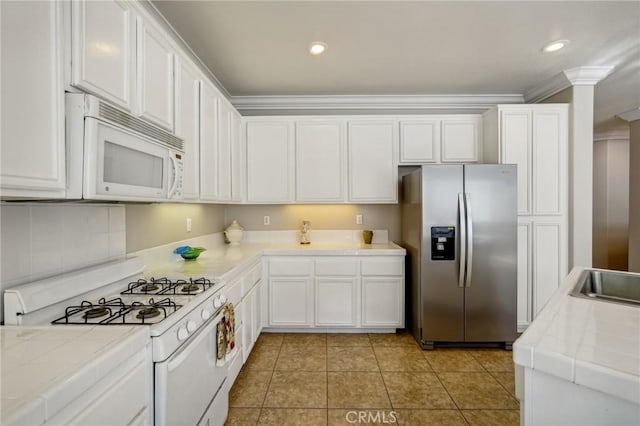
left=167, top=153, right=178, bottom=198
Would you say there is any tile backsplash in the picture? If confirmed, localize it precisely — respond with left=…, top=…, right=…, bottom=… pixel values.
left=0, top=203, right=126, bottom=322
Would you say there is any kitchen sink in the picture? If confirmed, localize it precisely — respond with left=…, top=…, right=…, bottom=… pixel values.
left=570, top=269, right=640, bottom=307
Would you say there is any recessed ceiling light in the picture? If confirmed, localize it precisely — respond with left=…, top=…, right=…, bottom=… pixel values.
left=542, top=39, right=570, bottom=53
left=309, top=42, right=328, bottom=56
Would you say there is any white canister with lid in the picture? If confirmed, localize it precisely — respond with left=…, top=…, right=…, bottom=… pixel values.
left=224, top=220, right=244, bottom=245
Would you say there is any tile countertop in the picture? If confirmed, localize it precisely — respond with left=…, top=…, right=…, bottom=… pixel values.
left=513, top=267, right=640, bottom=406
left=137, top=241, right=406, bottom=281
left=0, top=326, right=149, bottom=425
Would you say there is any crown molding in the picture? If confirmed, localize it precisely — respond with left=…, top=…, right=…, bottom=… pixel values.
left=593, top=129, right=630, bottom=142
left=230, top=94, right=524, bottom=112
left=524, top=65, right=616, bottom=103
left=617, top=108, right=640, bottom=122
left=563, top=65, right=615, bottom=85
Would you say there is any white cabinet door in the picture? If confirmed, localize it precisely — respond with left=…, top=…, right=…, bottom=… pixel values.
left=361, top=277, right=403, bottom=326
left=441, top=118, right=480, bottom=162
left=533, top=219, right=563, bottom=316
left=501, top=109, right=532, bottom=215
left=136, top=17, right=174, bottom=131
left=348, top=121, right=398, bottom=202
left=1, top=0, right=66, bottom=198
left=70, top=0, right=135, bottom=110
left=399, top=120, right=440, bottom=163
left=199, top=82, right=219, bottom=201
left=231, top=110, right=243, bottom=202
left=269, top=277, right=312, bottom=326
left=315, top=278, right=357, bottom=326
left=246, top=121, right=294, bottom=203
left=295, top=121, right=345, bottom=202
left=217, top=99, right=234, bottom=202
left=174, top=55, right=201, bottom=200
left=532, top=109, right=566, bottom=215
left=517, top=218, right=533, bottom=331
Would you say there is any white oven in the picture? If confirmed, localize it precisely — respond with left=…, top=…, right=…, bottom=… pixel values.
left=66, top=93, right=184, bottom=202
left=155, top=306, right=229, bottom=426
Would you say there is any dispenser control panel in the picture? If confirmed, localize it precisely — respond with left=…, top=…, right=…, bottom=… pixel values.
left=430, top=226, right=455, bottom=260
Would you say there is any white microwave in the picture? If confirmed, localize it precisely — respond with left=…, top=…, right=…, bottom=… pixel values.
left=66, top=94, right=184, bottom=201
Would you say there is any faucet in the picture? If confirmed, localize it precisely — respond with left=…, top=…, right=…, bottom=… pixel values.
left=300, top=220, right=311, bottom=245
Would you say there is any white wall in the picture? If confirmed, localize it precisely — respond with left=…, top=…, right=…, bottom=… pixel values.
left=0, top=204, right=126, bottom=322
left=629, top=120, right=640, bottom=272
left=593, top=134, right=630, bottom=270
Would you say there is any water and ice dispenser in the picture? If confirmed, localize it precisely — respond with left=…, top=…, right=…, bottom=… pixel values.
left=430, top=226, right=455, bottom=260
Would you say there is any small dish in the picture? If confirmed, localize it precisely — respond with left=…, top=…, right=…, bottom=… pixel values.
left=174, top=246, right=191, bottom=255
left=180, top=247, right=206, bottom=260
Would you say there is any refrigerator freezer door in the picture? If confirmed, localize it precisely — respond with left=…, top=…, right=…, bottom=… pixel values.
left=421, top=165, right=465, bottom=342
left=463, top=165, right=518, bottom=342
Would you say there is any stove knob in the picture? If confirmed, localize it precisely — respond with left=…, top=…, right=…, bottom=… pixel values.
left=186, top=320, right=197, bottom=333
left=213, top=298, right=222, bottom=309
left=201, top=309, right=211, bottom=320
left=219, top=295, right=228, bottom=304
left=177, top=327, right=189, bottom=341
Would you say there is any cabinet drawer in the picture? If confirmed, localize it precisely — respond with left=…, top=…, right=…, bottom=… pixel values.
left=269, top=258, right=313, bottom=276
left=315, top=259, right=357, bottom=276
left=361, top=258, right=403, bottom=276
left=242, top=263, right=262, bottom=295
left=227, top=279, right=242, bottom=306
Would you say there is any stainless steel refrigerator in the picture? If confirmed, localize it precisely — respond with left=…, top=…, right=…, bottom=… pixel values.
left=401, top=164, right=517, bottom=349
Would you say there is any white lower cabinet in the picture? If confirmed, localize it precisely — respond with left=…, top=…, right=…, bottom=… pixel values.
left=361, top=277, right=403, bottom=326
left=266, top=256, right=404, bottom=330
left=269, top=277, right=313, bottom=326
left=315, top=278, right=357, bottom=326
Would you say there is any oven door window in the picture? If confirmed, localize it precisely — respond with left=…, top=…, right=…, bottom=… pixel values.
left=94, top=121, right=169, bottom=200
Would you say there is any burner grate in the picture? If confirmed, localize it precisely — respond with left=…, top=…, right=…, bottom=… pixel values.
left=52, top=297, right=182, bottom=325
left=121, top=277, right=215, bottom=296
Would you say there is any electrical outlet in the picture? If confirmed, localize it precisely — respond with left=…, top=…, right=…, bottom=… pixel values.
left=186, top=218, right=192, bottom=232
left=263, top=215, right=270, bottom=226
left=356, top=214, right=363, bottom=225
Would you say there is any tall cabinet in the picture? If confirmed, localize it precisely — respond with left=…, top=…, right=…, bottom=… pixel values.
left=483, top=105, right=569, bottom=331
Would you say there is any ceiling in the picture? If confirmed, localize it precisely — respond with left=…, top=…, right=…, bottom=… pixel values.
left=153, top=1, right=640, bottom=134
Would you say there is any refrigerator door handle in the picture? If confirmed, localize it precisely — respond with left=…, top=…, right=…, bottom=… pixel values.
left=458, top=193, right=467, bottom=288
left=465, top=193, right=474, bottom=287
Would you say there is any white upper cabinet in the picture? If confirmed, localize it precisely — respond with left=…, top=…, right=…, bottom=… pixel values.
left=348, top=121, right=398, bottom=203
left=217, top=99, right=234, bottom=202
left=136, top=17, right=175, bottom=131
left=1, top=0, right=66, bottom=198
left=174, top=55, right=201, bottom=201
left=199, top=81, right=220, bottom=201
left=246, top=121, right=294, bottom=203
left=231, top=110, right=243, bottom=203
left=399, top=120, right=440, bottom=164
left=491, top=105, right=568, bottom=216
left=295, top=121, right=345, bottom=203
left=532, top=109, right=566, bottom=215
left=70, top=0, right=135, bottom=111
left=440, top=117, right=481, bottom=162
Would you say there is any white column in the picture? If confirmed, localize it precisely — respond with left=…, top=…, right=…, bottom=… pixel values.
left=618, top=109, right=640, bottom=272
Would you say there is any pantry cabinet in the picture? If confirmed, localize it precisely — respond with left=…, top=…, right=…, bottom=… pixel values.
left=246, top=121, right=295, bottom=203
left=348, top=121, right=398, bottom=203
left=70, top=0, right=136, bottom=111
left=1, top=0, right=66, bottom=198
left=484, top=104, right=568, bottom=331
left=136, top=17, right=175, bottom=131
left=295, top=121, right=345, bottom=202
left=174, top=55, right=201, bottom=200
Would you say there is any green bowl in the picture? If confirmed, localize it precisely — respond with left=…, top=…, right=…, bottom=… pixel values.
left=180, top=247, right=206, bottom=260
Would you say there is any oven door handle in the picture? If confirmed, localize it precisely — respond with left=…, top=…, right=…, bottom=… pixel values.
left=168, top=309, right=225, bottom=373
